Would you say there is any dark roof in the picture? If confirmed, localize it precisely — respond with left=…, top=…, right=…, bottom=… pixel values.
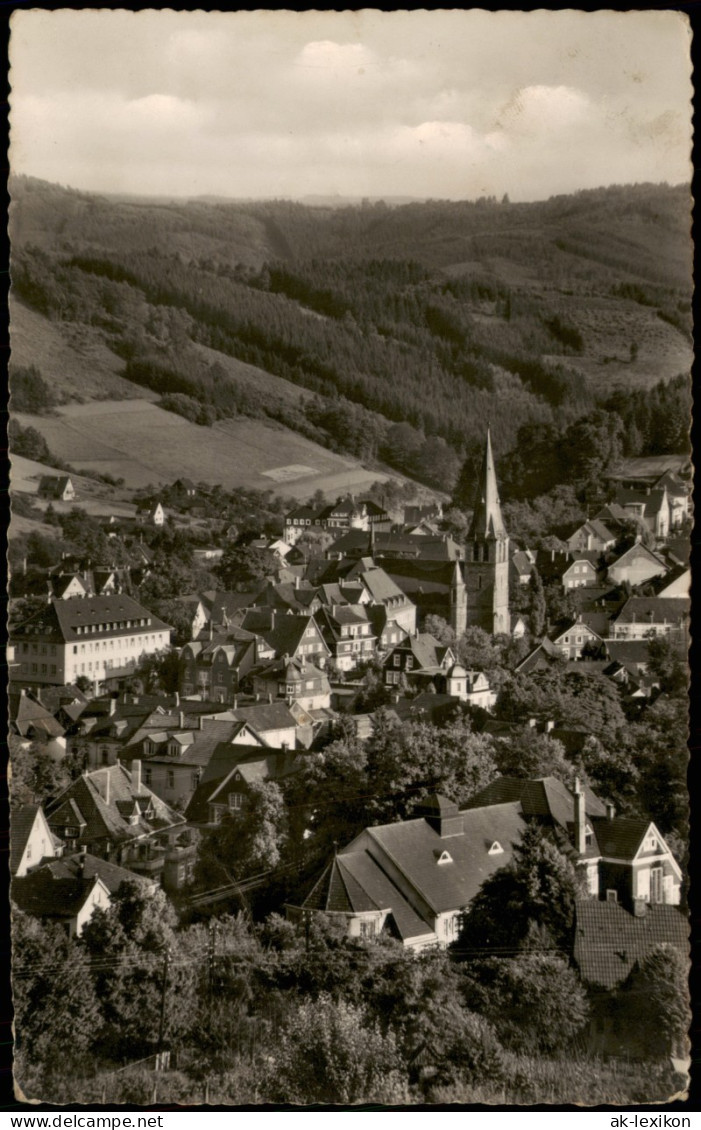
left=614, top=597, right=688, bottom=626
left=465, top=776, right=606, bottom=828
left=231, top=701, right=297, bottom=732
left=590, top=816, right=649, bottom=860
left=468, top=430, right=507, bottom=541
left=574, top=902, right=688, bottom=989
left=361, top=801, right=526, bottom=916
left=11, top=595, right=171, bottom=643
left=10, top=691, right=65, bottom=739
left=45, top=764, right=183, bottom=847
left=10, top=805, right=43, bottom=873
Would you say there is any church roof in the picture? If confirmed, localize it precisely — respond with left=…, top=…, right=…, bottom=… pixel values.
left=467, top=429, right=507, bottom=541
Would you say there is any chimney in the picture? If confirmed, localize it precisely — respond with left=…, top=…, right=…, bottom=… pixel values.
left=605, top=801, right=615, bottom=821
left=103, top=771, right=111, bottom=806
left=78, top=845, right=87, bottom=877
left=573, top=777, right=586, bottom=855
left=233, top=694, right=238, bottom=710
left=198, top=714, right=204, bottom=731
left=109, top=697, right=116, bottom=716
left=268, top=692, right=273, bottom=704
left=175, top=691, right=180, bottom=707
left=132, top=759, right=142, bottom=792
left=179, top=711, right=185, bottom=730
left=633, top=898, right=648, bottom=918
left=294, top=574, right=300, bottom=590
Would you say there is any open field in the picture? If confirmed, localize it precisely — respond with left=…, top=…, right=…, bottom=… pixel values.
left=13, top=400, right=394, bottom=498
left=9, top=299, right=159, bottom=404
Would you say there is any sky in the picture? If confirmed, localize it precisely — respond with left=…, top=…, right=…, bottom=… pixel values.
left=9, top=9, right=693, bottom=202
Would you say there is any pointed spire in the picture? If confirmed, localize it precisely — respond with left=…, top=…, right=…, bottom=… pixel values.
left=468, top=428, right=507, bottom=540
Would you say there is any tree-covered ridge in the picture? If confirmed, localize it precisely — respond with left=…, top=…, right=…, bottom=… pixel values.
left=9, top=177, right=692, bottom=493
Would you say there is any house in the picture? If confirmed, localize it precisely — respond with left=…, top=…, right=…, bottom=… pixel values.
left=316, top=605, right=376, bottom=672
left=653, top=471, right=691, bottom=529
left=606, top=542, right=668, bottom=587
left=565, top=520, right=616, bottom=555
left=10, top=805, right=64, bottom=877
left=179, top=631, right=257, bottom=703
left=403, top=503, right=443, bottom=526
left=123, top=718, right=270, bottom=809
left=185, top=746, right=298, bottom=828
left=10, top=688, right=66, bottom=756
left=550, top=618, right=605, bottom=661
left=249, top=656, right=331, bottom=711
left=610, top=597, right=688, bottom=640
left=10, top=594, right=172, bottom=688
left=367, top=605, right=410, bottom=655
left=511, top=549, right=535, bottom=585
left=656, top=567, right=691, bottom=599
left=442, top=665, right=496, bottom=710
left=466, top=775, right=682, bottom=907
left=44, top=762, right=195, bottom=891
left=383, top=633, right=455, bottom=690
left=615, top=487, right=670, bottom=540
left=138, top=501, right=166, bottom=527
left=562, top=553, right=602, bottom=591
left=289, top=794, right=529, bottom=949
left=247, top=611, right=331, bottom=669
left=51, top=572, right=91, bottom=600
left=11, top=850, right=157, bottom=938
left=38, top=475, right=76, bottom=502
left=602, top=640, right=652, bottom=681
left=515, top=636, right=565, bottom=674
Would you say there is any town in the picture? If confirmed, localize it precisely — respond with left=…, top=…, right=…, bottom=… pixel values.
left=9, top=423, right=691, bottom=1104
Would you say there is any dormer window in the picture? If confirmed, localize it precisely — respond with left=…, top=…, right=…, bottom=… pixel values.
left=436, top=850, right=452, bottom=865
left=585, top=825, right=593, bottom=848
left=488, top=841, right=503, bottom=855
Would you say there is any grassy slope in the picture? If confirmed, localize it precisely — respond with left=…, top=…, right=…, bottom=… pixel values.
left=12, top=400, right=393, bottom=497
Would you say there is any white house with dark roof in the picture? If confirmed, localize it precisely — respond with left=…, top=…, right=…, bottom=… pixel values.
left=611, top=597, right=689, bottom=640
left=44, top=761, right=195, bottom=890
left=12, top=850, right=157, bottom=937
left=566, top=520, right=616, bottom=555
left=10, top=595, right=172, bottom=688
left=291, top=794, right=528, bottom=949
left=562, top=553, right=601, bottom=591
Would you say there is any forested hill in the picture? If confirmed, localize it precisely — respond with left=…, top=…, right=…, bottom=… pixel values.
left=9, top=176, right=692, bottom=494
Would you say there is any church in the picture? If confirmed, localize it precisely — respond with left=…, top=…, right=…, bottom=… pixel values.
left=451, top=428, right=511, bottom=636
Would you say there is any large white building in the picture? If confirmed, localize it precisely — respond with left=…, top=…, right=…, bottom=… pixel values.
left=10, top=594, right=171, bottom=687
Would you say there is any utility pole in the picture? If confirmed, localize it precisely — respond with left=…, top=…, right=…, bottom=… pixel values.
left=157, top=945, right=171, bottom=1069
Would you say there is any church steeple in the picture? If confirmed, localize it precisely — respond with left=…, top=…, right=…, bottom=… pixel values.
left=468, top=428, right=506, bottom=541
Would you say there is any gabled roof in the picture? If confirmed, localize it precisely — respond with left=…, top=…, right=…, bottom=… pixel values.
left=464, top=776, right=607, bottom=829
left=10, top=691, right=66, bottom=739
left=45, top=764, right=183, bottom=847
left=574, top=902, right=688, bottom=989
left=230, top=701, right=298, bottom=732
left=12, top=869, right=105, bottom=920
left=388, top=633, right=452, bottom=672
left=468, top=430, right=507, bottom=542
left=358, top=801, right=527, bottom=917
left=613, top=596, right=688, bottom=626
left=11, top=595, right=171, bottom=643
left=590, top=816, right=649, bottom=860
left=608, top=542, right=667, bottom=570
left=10, top=805, right=54, bottom=874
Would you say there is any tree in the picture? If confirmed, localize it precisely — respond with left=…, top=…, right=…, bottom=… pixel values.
left=646, top=635, right=688, bottom=696
left=267, top=995, right=409, bottom=1105
left=132, top=648, right=181, bottom=694
left=455, top=824, right=584, bottom=956
left=528, top=568, right=546, bottom=638
left=196, top=780, right=288, bottom=887
left=493, top=726, right=574, bottom=784
left=9, top=733, right=78, bottom=808
left=460, top=952, right=590, bottom=1054
left=216, top=542, right=278, bottom=590
left=620, top=944, right=690, bottom=1059
left=12, top=912, right=102, bottom=1094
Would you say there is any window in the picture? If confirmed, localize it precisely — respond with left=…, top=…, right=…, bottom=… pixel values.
left=488, top=841, right=503, bottom=855
left=405, top=657, right=414, bottom=670
left=437, top=850, right=452, bottom=865
left=228, top=792, right=243, bottom=810
left=144, top=767, right=152, bottom=786
left=606, top=889, right=618, bottom=903
left=393, top=654, right=401, bottom=667
left=359, top=920, right=375, bottom=938
left=585, top=824, right=593, bottom=848
left=650, top=866, right=664, bottom=904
